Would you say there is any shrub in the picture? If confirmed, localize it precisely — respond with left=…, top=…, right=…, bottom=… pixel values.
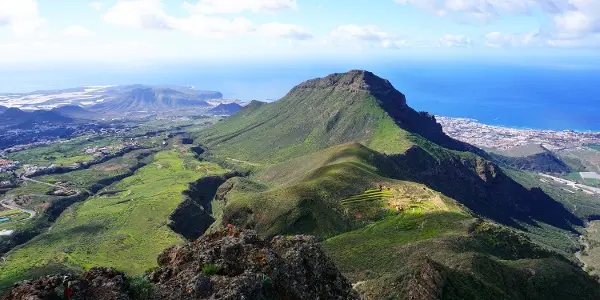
left=128, top=275, right=154, bottom=300
left=202, top=264, right=220, bottom=276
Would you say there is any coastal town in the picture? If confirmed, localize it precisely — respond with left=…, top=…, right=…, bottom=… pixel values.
left=437, top=116, right=600, bottom=151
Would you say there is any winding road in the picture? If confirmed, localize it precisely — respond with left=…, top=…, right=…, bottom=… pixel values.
left=1, top=176, right=90, bottom=223
left=0, top=196, right=36, bottom=220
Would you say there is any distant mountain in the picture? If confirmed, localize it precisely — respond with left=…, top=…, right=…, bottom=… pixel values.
left=209, top=103, right=243, bottom=115
left=0, top=107, right=74, bottom=128
left=0, top=105, right=7, bottom=113
left=199, top=70, right=477, bottom=162
left=52, top=105, right=95, bottom=119
left=92, top=87, right=212, bottom=112
left=194, top=70, right=598, bottom=299
left=0, top=85, right=222, bottom=111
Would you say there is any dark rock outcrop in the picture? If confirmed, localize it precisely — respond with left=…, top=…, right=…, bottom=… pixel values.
left=148, top=227, right=359, bottom=299
left=1, top=267, right=129, bottom=300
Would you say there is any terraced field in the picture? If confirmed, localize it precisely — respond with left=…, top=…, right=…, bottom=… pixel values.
left=340, top=189, right=393, bottom=205
left=0, top=210, right=20, bottom=218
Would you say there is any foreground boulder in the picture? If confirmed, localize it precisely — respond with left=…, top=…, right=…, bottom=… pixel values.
left=1, top=267, right=129, bottom=300
left=149, top=227, right=359, bottom=299
left=2, top=228, right=358, bottom=300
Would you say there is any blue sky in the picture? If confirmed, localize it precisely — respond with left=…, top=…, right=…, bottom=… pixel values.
left=1, top=0, right=600, bottom=66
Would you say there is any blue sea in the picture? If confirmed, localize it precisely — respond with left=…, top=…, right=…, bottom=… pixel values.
left=1, top=59, right=599, bottom=131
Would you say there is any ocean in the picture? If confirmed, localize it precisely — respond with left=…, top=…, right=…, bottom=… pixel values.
left=1, top=59, right=599, bottom=131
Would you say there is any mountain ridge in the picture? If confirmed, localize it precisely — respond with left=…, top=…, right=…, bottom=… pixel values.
left=91, top=87, right=211, bottom=112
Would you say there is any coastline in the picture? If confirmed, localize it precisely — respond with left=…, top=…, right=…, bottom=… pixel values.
left=435, top=115, right=600, bottom=134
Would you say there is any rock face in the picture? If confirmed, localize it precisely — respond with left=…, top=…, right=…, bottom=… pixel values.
left=148, top=227, right=359, bottom=300
left=2, top=228, right=357, bottom=300
left=292, top=70, right=407, bottom=107
left=1, top=267, right=129, bottom=300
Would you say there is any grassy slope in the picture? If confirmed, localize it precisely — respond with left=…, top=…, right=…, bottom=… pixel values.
left=196, top=89, right=413, bottom=165
left=216, top=142, right=460, bottom=238
left=6, top=136, right=122, bottom=166
left=324, top=212, right=600, bottom=300
left=0, top=148, right=227, bottom=288
left=194, top=93, right=600, bottom=299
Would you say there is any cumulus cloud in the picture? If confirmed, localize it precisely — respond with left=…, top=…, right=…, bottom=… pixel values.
left=62, top=25, right=96, bottom=38
left=103, top=0, right=310, bottom=39
left=330, top=25, right=408, bottom=48
left=437, top=34, right=472, bottom=47
left=183, top=0, right=297, bottom=14
left=0, top=0, right=45, bottom=36
left=396, top=0, right=600, bottom=46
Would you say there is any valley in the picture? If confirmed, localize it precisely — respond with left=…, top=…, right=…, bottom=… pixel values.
left=1, top=71, right=600, bottom=299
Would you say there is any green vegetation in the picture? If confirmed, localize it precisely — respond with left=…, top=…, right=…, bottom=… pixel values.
left=0, top=210, right=21, bottom=217
left=557, top=148, right=600, bottom=173
left=6, top=136, right=121, bottom=166
left=128, top=275, right=154, bottom=300
left=507, top=169, right=600, bottom=221
left=340, top=189, right=393, bottom=205
left=0, top=147, right=228, bottom=288
left=201, top=264, right=220, bottom=275
left=2, top=70, right=598, bottom=298
left=190, top=71, right=600, bottom=298
left=196, top=84, right=414, bottom=164
left=579, top=220, right=600, bottom=278
left=324, top=213, right=600, bottom=299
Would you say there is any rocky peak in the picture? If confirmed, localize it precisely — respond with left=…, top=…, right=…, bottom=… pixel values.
left=149, top=227, right=359, bottom=299
left=291, top=69, right=407, bottom=106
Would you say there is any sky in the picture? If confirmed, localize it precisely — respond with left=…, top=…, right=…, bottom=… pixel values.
left=1, top=0, right=600, bottom=67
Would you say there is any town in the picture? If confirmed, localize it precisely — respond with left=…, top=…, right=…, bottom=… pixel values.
left=437, top=116, right=600, bottom=151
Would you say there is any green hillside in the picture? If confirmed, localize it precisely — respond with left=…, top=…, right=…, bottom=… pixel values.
left=196, top=70, right=473, bottom=164
left=195, top=70, right=599, bottom=298
left=2, top=70, right=598, bottom=298
left=0, top=145, right=228, bottom=288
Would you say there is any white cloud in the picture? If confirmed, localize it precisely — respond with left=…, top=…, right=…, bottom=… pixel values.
left=89, top=1, right=103, bottom=10
left=103, top=0, right=171, bottom=30
left=183, top=0, right=297, bottom=14
left=62, top=25, right=96, bottom=38
left=397, top=0, right=600, bottom=46
left=103, top=0, right=310, bottom=39
left=258, top=22, right=313, bottom=40
left=0, top=0, right=45, bottom=36
left=437, top=34, right=472, bottom=47
left=330, top=25, right=408, bottom=48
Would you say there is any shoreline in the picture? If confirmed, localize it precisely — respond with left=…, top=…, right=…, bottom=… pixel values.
left=435, top=115, right=600, bottom=134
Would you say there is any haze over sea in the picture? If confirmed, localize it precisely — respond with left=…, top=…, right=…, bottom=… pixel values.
left=2, top=59, right=599, bottom=131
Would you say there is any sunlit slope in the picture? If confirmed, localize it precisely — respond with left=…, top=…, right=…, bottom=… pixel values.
left=213, top=142, right=462, bottom=237
left=0, top=148, right=228, bottom=288
left=324, top=214, right=600, bottom=300
left=196, top=70, right=472, bottom=164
